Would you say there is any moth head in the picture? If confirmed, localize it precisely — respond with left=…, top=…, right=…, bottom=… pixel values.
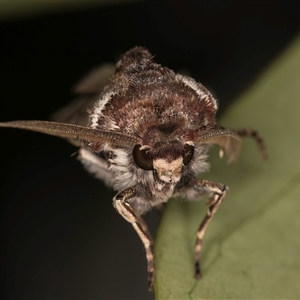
left=0, top=121, right=243, bottom=184
left=133, top=142, right=194, bottom=184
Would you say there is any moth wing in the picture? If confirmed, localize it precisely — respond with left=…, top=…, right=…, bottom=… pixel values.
left=56, top=64, right=117, bottom=187
left=51, top=63, right=115, bottom=126
left=50, top=64, right=115, bottom=147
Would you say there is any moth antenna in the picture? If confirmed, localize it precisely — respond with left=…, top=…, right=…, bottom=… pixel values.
left=0, top=120, right=139, bottom=149
left=196, top=128, right=241, bottom=163
left=233, top=128, right=268, bottom=160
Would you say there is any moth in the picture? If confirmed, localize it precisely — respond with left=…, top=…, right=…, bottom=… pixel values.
left=0, top=47, right=267, bottom=290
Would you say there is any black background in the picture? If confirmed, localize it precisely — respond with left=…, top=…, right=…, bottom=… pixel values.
left=0, top=1, right=299, bottom=299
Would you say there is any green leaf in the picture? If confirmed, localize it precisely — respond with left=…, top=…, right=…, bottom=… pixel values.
left=154, top=35, right=300, bottom=299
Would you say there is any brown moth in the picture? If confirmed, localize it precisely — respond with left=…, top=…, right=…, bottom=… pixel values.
left=0, top=47, right=267, bottom=290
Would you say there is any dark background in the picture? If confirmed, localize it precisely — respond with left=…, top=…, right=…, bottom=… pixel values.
left=0, top=1, right=299, bottom=299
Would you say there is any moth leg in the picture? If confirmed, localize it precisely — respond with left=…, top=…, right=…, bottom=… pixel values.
left=234, top=128, right=267, bottom=160
left=192, top=179, right=227, bottom=279
left=113, top=187, right=154, bottom=290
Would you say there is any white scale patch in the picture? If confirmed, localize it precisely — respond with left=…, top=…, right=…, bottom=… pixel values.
left=177, top=74, right=218, bottom=110
left=90, top=90, right=120, bottom=130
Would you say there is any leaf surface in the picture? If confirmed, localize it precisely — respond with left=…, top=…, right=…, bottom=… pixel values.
left=154, top=35, right=300, bottom=299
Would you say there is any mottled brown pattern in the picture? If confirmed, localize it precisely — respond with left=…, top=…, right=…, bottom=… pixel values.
left=0, top=47, right=266, bottom=291
left=90, top=47, right=217, bottom=161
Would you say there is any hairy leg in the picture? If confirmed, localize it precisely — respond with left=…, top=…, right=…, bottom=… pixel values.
left=191, top=180, right=227, bottom=278
left=113, top=186, right=154, bottom=290
left=178, top=178, right=227, bottom=278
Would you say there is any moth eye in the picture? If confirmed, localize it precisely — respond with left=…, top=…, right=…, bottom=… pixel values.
left=183, top=144, right=194, bottom=165
left=133, top=145, right=154, bottom=170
